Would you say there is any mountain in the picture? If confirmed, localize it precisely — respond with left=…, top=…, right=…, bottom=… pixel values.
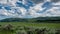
left=0, top=0, right=60, bottom=20
left=0, top=18, right=28, bottom=22
left=0, top=17, right=60, bottom=22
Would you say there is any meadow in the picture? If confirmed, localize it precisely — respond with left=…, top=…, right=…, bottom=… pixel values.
left=0, top=22, right=60, bottom=34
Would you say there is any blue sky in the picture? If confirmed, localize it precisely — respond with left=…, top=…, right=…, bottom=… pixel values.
left=0, top=0, right=60, bottom=20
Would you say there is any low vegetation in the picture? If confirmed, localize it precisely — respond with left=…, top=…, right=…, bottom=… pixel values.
left=0, top=22, right=60, bottom=34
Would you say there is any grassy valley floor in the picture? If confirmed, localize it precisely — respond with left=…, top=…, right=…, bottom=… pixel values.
left=0, top=22, right=60, bottom=34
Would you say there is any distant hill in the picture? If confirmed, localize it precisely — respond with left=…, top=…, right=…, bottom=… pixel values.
left=33, top=17, right=60, bottom=22
left=0, top=18, right=28, bottom=22
left=0, top=17, right=60, bottom=23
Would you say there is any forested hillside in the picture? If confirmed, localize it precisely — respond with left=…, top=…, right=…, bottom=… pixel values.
left=0, top=17, right=60, bottom=23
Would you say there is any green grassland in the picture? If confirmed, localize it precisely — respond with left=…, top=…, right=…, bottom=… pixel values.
left=0, top=22, right=60, bottom=34
left=0, top=22, right=60, bottom=28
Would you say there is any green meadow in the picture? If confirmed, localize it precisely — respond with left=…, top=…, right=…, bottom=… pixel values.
left=0, top=22, right=60, bottom=28
left=0, top=22, right=60, bottom=34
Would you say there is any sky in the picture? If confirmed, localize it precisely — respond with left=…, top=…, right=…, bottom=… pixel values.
left=0, top=0, right=60, bottom=20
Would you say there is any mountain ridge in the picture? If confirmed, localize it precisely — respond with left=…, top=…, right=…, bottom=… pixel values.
left=0, top=17, right=60, bottom=22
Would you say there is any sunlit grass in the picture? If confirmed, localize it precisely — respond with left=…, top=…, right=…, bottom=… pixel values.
left=0, top=22, right=60, bottom=34
left=0, top=22, right=60, bottom=28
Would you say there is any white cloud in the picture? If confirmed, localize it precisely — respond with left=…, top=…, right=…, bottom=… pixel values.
left=28, top=1, right=60, bottom=17
left=0, top=0, right=60, bottom=19
left=0, top=0, right=7, bottom=4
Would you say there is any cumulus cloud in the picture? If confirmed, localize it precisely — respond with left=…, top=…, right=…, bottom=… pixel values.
left=0, top=0, right=7, bottom=4
left=0, top=0, right=60, bottom=19
left=51, top=0, right=60, bottom=3
left=28, top=0, right=60, bottom=17
left=32, top=0, right=44, bottom=4
left=28, top=3, right=45, bottom=17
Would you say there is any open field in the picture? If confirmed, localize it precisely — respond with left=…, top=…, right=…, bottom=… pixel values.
left=0, top=22, right=60, bottom=34
left=0, top=22, right=60, bottom=28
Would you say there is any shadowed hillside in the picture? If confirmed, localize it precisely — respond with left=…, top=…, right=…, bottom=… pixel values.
left=0, top=17, right=60, bottom=23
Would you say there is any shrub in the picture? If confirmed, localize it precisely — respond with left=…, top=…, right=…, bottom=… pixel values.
left=55, top=29, right=60, bottom=34
left=2, top=24, right=14, bottom=31
left=35, top=28, right=49, bottom=34
left=16, top=30, right=27, bottom=34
